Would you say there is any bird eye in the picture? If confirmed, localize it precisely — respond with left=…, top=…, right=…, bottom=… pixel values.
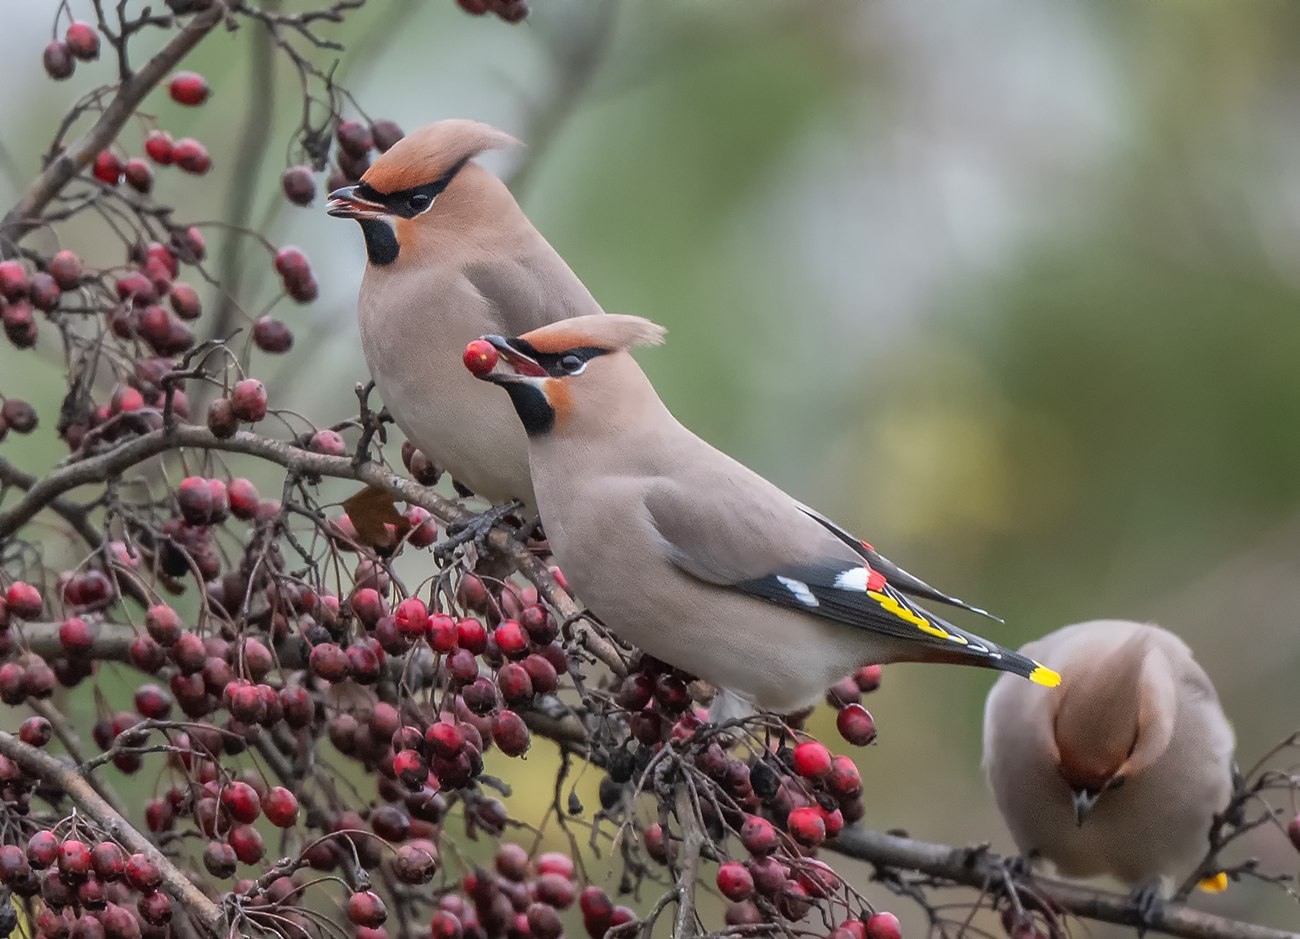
left=560, top=354, right=584, bottom=374
left=407, top=193, right=432, bottom=213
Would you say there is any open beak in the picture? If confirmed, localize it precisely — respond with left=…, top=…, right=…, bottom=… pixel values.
left=326, top=185, right=388, bottom=220
left=1072, top=788, right=1100, bottom=827
left=484, top=335, right=548, bottom=380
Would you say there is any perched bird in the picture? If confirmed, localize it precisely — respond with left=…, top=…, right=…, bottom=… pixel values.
left=326, top=119, right=603, bottom=510
left=461, top=314, right=1060, bottom=713
left=983, top=619, right=1235, bottom=893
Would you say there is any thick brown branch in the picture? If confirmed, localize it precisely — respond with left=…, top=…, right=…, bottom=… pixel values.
left=830, top=827, right=1299, bottom=939
left=0, top=731, right=225, bottom=935
left=0, top=3, right=226, bottom=253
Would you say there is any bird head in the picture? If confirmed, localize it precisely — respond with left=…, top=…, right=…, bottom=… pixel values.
left=326, top=119, right=518, bottom=266
left=1049, top=629, right=1177, bottom=826
left=464, top=314, right=666, bottom=437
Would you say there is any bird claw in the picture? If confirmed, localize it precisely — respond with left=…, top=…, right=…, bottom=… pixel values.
left=433, top=501, right=523, bottom=560
left=1127, top=881, right=1166, bottom=935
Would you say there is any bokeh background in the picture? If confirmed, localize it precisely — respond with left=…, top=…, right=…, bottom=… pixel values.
left=1, top=0, right=1298, bottom=934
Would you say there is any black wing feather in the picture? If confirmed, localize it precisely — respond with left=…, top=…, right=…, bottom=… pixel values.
left=736, top=563, right=1051, bottom=684
left=795, top=504, right=1002, bottom=622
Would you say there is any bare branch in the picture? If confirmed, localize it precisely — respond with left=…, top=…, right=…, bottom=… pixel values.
left=830, top=827, right=1299, bottom=939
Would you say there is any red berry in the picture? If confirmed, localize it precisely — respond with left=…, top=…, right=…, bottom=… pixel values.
left=392, top=749, right=427, bottom=789
left=169, top=281, right=200, bottom=319
left=854, top=664, right=882, bottom=692
left=228, top=478, right=259, bottom=520
left=791, top=740, right=833, bottom=779
left=177, top=476, right=214, bottom=525
left=1288, top=814, right=1300, bottom=853
left=48, top=250, right=82, bottom=289
left=171, top=224, right=206, bottom=261
left=394, top=597, right=429, bottom=638
left=308, top=642, right=349, bottom=682
left=394, top=842, right=438, bottom=885
left=370, top=120, right=404, bottom=153
left=786, top=806, right=826, bottom=847
left=716, top=861, right=754, bottom=901
left=866, top=912, right=902, bottom=939
left=229, top=378, right=267, bottom=422
left=220, top=781, right=261, bottom=824
left=133, top=684, right=172, bottom=720
left=123, top=159, right=153, bottom=194
left=92, top=150, right=122, bottom=185
left=228, top=825, right=263, bottom=865
left=739, top=815, right=778, bottom=855
left=281, top=166, right=316, bottom=206
left=58, top=841, right=92, bottom=880
left=19, top=716, right=51, bottom=747
left=347, top=891, right=387, bottom=928
left=493, top=620, right=529, bottom=659
left=170, top=137, right=210, bottom=174
left=335, top=120, right=373, bottom=158
left=252, top=315, right=292, bottom=352
left=202, top=841, right=236, bottom=878
left=43, top=42, right=75, bottom=79
left=456, top=617, right=488, bottom=653
left=491, top=709, right=530, bottom=756
left=309, top=429, right=346, bottom=456
left=144, top=605, right=181, bottom=645
left=58, top=616, right=97, bottom=657
left=425, top=722, right=464, bottom=759
left=64, top=21, right=100, bottom=60
left=168, top=71, right=209, bottom=106
left=0, top=261, right=28, bottom=301
left=26, top=832, right=58, bottom=869
left=263, top=786, right=298, bottom=828
left=124, top=854, right=161, bottom=893
left=144, top=131, right=173, bottom=165
left=837, top=703, right=877, bottom=746
left=90, top=843, right=125, bottom=881
left=5, top=582, right=41, bottom=619
left=827, top=754, right=863, bottom=800
left=350, top=587, right=386, bottom=627
left=463, top=339, right=499, bottom=377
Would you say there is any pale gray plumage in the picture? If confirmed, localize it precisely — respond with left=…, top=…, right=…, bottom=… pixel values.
left=983, top=619, right=1235, bottom=890
left=467, top=314, right=1060, bottom=712
left=327, top=119, right=603, bottom=509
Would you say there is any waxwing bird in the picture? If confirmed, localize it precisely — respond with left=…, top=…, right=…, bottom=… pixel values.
left=327, top=119, right=604, bottom=510
left=983, top=619, right=1235, bottom=896
left=461, top=314, right=1060, bottom=713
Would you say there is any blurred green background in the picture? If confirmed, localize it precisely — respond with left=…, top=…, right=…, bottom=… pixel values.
left=1, top=0, right=1298, bottom=933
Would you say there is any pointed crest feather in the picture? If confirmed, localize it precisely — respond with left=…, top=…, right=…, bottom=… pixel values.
left=362, top=119, right=519, bottom=194
left=520, top=314, right=667, bottom=355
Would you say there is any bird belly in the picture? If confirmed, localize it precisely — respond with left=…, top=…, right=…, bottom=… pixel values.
left=357, top=283, right=535, bottom=507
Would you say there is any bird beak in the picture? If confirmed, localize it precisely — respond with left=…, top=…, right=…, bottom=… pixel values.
left=484, top=336, right=548, bottom=380
left=1072, top=788, right=1100, bottom=827
left=326, top=185, right=388, bottom=220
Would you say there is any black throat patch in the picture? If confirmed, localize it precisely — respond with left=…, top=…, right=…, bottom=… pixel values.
left=502, top=383, right=555, bottom=437
left=358, top=219, right=399, bottom=266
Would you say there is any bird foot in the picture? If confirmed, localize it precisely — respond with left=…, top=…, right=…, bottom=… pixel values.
left=433, top=501, right=523, bottom=560
left=1127, top=880, right=1166, bottom=935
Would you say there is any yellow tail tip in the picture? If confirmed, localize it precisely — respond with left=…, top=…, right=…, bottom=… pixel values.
left=1198, top=872, right=1229, bottom=893
left=1029, top=663, right=1061, bottom=687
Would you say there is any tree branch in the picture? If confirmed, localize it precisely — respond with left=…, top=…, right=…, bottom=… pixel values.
left=0, top=422, right=627, bottom=670
left=830, top=827, right=1299, bottom=939
left=0, top=731, right=225, bottom=936
left=0, top=2, right=227, bottom=254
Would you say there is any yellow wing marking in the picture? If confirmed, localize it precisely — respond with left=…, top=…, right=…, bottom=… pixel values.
left=1198, top=871, right=1228, bottom=893
left=866, top=590, right=952, bottom=639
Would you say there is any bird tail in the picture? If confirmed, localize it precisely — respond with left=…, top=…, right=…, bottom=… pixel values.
left=922, top=607, right=1061, bottom=687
